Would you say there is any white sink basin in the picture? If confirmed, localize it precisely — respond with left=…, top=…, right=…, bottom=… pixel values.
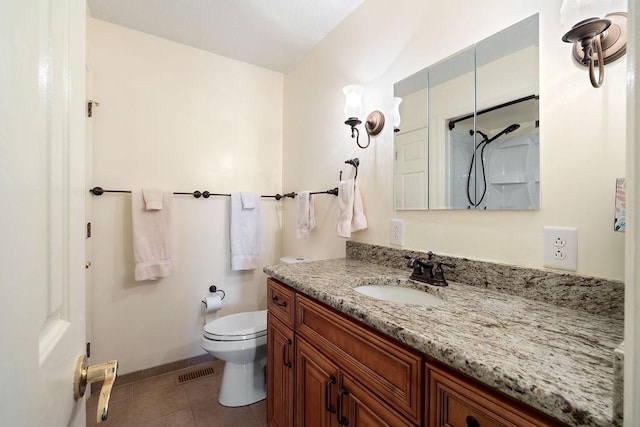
left=354, top=285, right=442, bottom=307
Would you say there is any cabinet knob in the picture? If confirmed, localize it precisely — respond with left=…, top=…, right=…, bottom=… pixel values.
left=466, top=415, right=480, bottom=427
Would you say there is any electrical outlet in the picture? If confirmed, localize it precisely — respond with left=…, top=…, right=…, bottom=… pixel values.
left=553, top=237, right=566, bottom=247
left=553, top=249, right=566, bottom=260
left=543, top=226, right=577, bottom=271
left=390, top=219, right=404, bottom=246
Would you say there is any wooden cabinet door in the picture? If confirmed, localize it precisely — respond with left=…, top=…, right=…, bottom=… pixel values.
left=296, top=336, right=340, bottom=427
left=340, top=373, right=416, bottom=427
left=296, top=294, right=423, bottom=424
left=267, top=313, right=295, bottom=427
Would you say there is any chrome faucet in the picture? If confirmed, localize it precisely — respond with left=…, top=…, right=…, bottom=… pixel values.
left=405, top=251, right=454, bottom=286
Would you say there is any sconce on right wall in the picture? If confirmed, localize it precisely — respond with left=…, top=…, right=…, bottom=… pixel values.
left=561, top=11, right=627, bottom=88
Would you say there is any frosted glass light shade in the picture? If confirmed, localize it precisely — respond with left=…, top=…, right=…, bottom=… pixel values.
left=560, top=0, right=614, bottom=26
left=392, top=97, right=403, bottom=128
left=343, top=85, right=364, bottom=119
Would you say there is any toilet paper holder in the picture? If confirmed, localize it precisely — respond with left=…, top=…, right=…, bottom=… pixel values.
left=205, top=285, right=226, bottom=301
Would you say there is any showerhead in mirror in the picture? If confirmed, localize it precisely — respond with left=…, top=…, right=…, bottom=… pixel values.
left=504, top=124, right=521, bottom=134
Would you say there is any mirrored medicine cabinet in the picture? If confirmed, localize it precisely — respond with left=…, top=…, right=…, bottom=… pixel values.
left=394, top=14, right=539, bottom=210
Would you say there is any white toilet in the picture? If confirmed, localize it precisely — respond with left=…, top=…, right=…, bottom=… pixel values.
left=200, top=257, right=310, bottom=407
left=201, top=310, right=268, bottom=407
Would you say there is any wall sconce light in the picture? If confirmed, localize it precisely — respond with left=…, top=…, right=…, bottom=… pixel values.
left=343, top=85, right=385, bottom=149
left=561, top=11, right=627, bottom=88
left=392, top=97, right=402, bottom=133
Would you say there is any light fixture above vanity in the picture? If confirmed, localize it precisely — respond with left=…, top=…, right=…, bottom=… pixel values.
left=560, top=0, right=627, bottom=88
left=343, top=84, right=385, bottom=149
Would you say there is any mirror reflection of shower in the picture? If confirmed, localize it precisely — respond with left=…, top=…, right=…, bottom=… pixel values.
left=448, top=102, right=540, bottom=211
left=466, top=124, right=521, bottom=207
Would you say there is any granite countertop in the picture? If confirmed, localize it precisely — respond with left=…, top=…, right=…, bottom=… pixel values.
left=264, top=258, right=623, bottom=427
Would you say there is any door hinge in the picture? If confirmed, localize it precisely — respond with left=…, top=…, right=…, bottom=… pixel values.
left=86, top=222, right=91, bottom=238
left=86, top=342, right=91, bottom=358
left=87, top=100, right=100, bottom=118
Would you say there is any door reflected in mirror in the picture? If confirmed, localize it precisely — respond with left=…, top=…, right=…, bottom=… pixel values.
left=394, top=14, right=539, bottom=210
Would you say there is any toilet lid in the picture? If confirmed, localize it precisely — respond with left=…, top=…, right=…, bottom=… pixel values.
left=204, top=309, right=267, bottom=341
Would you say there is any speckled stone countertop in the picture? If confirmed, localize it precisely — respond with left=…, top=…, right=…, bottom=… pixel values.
left=264, top=258, right=623, bottom=427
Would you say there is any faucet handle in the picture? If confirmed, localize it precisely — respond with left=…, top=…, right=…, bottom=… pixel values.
left=433, top=261, right=454, bottom=285
left=404, top=255, right=419, bottom=269
left=436, top=261, right=455, bottom=269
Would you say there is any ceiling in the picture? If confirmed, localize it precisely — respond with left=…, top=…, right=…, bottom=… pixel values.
left=86, top=0, right=364, bottom=73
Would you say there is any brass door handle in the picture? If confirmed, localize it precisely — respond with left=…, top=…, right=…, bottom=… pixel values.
left=74, top=355, right=118, bottom=424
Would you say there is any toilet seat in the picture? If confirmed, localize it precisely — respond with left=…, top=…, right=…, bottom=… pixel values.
left=204, top=310, right=267, bottom=342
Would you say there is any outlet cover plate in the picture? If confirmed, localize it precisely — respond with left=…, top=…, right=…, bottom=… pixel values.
left=543, top=226, right=578, bottom=271
left=390, top=219, right=404, bottom=246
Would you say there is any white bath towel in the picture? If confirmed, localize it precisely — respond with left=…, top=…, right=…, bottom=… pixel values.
left=142, top=188, right=164, bottom=211
left=336, top=179, right=367, bottom=238
left=230, top=192, right=261, bottom=270
left=131, top=189, right=173, bottom=281
left=296, top=191, right=316, bottom=239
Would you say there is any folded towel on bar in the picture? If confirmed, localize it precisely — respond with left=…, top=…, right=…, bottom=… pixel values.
left=296, top=191, right=316, bottom=239
left=131, top=189, right=173, bottom=281
left=351, top=181, right=367, bottom=233
left=142, top=188, right=164, bottom=211
left=240, top=191, right=257, bottom=210
left=336, top=179, right=367, bottom=238
left=230, top=192, right=261, bottom=270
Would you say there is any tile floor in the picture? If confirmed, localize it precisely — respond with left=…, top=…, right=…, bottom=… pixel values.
left=87, top=360, right=266, bottom=427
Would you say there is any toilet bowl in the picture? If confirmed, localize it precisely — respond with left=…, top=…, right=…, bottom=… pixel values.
left=201, top=309, right=267, bottom=407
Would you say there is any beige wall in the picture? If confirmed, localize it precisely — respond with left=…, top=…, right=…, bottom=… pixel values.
left=282, top=0, right=626, bottom=280
left=87, top=0, right=627, bottom=374
left=87, top=18, right=283, bottom=374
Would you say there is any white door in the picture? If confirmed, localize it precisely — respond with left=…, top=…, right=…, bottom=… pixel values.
left=394, top=127, right=428, bottom=210
left=0, top=0, right=88, bottom=426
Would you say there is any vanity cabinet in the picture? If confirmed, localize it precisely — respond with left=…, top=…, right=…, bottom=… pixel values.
left=267, top=278, right=565, bottom=427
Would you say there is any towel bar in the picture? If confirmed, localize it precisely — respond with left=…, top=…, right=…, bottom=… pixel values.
left=89, top=187, right=295, bottom=200
left=89, top=187, right=338, bottom=199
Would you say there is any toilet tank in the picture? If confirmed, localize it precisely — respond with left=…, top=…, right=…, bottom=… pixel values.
left=279, top=257, right=312, bottom=264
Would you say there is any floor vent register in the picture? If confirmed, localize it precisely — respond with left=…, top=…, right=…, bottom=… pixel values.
left=175, top=365, right=216, bottom=385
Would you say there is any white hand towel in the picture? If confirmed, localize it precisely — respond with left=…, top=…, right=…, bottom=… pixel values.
left=296, top=191, right=316, bottom=239
left=336, top=179, right=367, bottom=238
left=240, top=192, right=257, bottom=210
left=131, top=190, right=173, bottom=281
left=142, top=188, right=164, bottom=211
left=336, top=180, right=355, bottom=238
left=230, top=192, right=261, bottom=270
left=351, top=182, right=368, bottom=233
